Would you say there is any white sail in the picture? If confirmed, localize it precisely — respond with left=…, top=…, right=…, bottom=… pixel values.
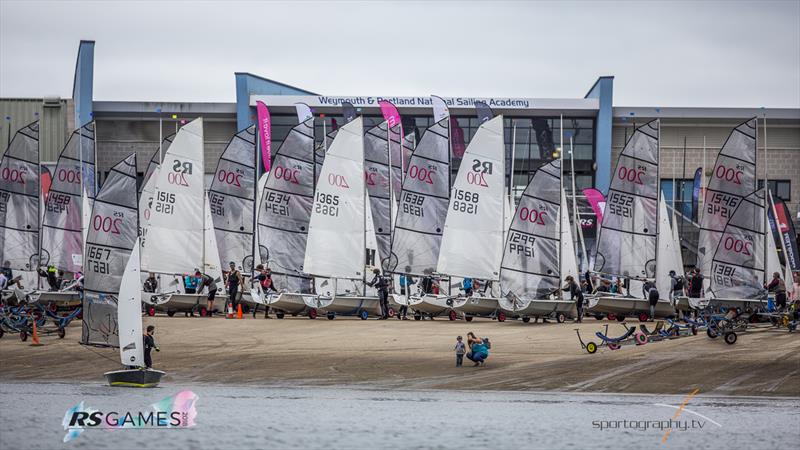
left=203, top=193, right=224, bottom=286
left=82, top=154, right=138, bottom=348
left=656, top=194, right=682, bottom=298
left=560, top=189, right=580, bottom=296
left=208, top=126, right=256, bottom=269
left=138, top=136, right=173, bottom=252
left=593, top=119, right=659, bottom=280
left=41, top=122, right=96, bottom=273
left=0, top=121, right=39, bottom=272
left=697, top=119, right=757, bottom=297
left=141, top=118, right=204, bottom=275
left=304, top=117, right=365, bottom=279
left=118, top=239, right=143, bottom=366
left=437, top=115, right=505, bottom=280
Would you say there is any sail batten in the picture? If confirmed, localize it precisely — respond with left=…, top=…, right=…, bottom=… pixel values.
left=82, top=153, right=138, bottom=348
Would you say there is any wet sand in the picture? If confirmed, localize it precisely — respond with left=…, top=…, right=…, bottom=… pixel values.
left=1, top=315, right=798, bottom=396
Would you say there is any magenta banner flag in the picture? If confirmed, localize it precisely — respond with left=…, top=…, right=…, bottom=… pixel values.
left=256, top=101, right=271, bottom=172
left=583, top=188, right=606, bottom=223
left=378, top=100, right=402, bottom=129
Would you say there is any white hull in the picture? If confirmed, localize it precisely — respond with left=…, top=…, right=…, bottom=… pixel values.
left=320, top=296, right=384, bottom=317
left=267, top=292, right=329, bottom=315
left=407, top=294, right=452, bottom=315
left=500, top=299, right=576, bottom=318
left=18, top=290, right=82, bottom=307
left=675, top=296, right=768, bottom=311
left=587, top=296, right=676, bottom=317
left=451, top=296, right=501, bottom=317
left=152, top=293, right=228, bottom=313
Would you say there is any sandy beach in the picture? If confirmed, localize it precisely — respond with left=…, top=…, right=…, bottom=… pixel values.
left=1, top=316, right=798, bottom=397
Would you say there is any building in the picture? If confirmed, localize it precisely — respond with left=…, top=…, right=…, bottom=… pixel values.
left=2, top=41, right=799, bottom=266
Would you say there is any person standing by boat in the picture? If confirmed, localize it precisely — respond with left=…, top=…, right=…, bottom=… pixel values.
left=564, top=275, right=585, bottom=322
left=143, top=325, right=159, bottom=369
left=461, top=277, right=474, bottom=297
left=367, top=268, right=390, bottom=319
left=398, top=267, right=415, bottom=320
left=688, top=268, right=703, bottom=299
left=143, top=272, right=158, bottom=293
left=642, top=280, right=659, bottom=321
left=226, top=262, right=243, bottom=312
left=195, top=270, right=218, bottom=317
left=765, top=272, right=788, bottom=311
left=465, top=332, right=489, bottom=366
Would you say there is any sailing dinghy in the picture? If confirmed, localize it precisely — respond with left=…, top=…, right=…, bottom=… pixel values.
left=497, top=159, right=579, bottom=322
left=141, top=118, right=226, bottom=316
left=254, top=117, right=327, bottom=317
left=436, top=116, right=506, bottom=321
left=0, top=121, right=40, bottom=301
left=587, top=119, right=679, bottom=320
left=304, top=117, right=385, bottom=319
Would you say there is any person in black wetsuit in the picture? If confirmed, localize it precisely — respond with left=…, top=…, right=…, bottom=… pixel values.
left=367, top=268, right=390, bottom=319
left=564, top=275, right=585, bottom=322
left=195, top=271, right=218, bottom=316
left=143, top=325, right=159, bottom=368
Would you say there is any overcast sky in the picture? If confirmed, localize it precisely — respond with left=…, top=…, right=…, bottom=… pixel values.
left=1, top=0, right=799, bottom=107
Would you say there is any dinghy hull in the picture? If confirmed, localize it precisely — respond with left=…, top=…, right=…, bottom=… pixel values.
left=500, top=299, right=576, bottom=318
left=588, top=296, right=676, bottom=318
left=104, top=368, right=165, bottom=388
left=451, top=296, right=501, bottom=318
left=408, top=294, right=452, bottom=316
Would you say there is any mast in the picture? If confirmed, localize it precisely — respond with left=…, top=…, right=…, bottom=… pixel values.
left=569, top=135, right=589, bottom=275
left=762, top=115, right=768, bottom=285
left=558, top=115, right=564, bottom=289
left=509, top=120, right=516, bottom=207
left=655, top=119, right=661, bottom=282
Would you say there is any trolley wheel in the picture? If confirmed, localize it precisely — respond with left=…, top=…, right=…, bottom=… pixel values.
left=47, top=302, right=58, bottom=313
left=691, top=326, right=698, bottom=336
left=20, top=331, right=28, bottom=342
left=607, top=313, right=616, bottom=321
left=706, top=328, right=718, bottom=339
left=497, top=311, right=506, bottom=322
left=635, top=332, right=649, bottom=345
left=308, top=308, right=318, bottom=319
left=387, top=308, right=396, bottom=318
left=184, top=312, right=190, bottom=317
left=0, top=328, right=3, bottom=339
left=522, top=317, right=530, bottom=323
left=327, top=312, right=336, bottom=320
left=638, top=312, right=649, bottom=322
left=276, top=312, right=285, bottom=319
left=167, top=310, right=176, bottom=317
left=556, top=313, right=566, bottom=323
left=448, top=310, right=457, bottom=321
left=414, top=314, right=421, bottom=321
left=147, top=307, right=156, bottom=317
left=608, top=342, right=620, bottom=350
left=199, top=307, right=208, bottom=317
left=57, top=328, right=66, bottom=339
left=360, top=310, right=369, bottom=320
left=595, top=314, right=604, bottom=320
left=724, top=332, right=737, bottom=345
left=616, top=315, right=626, bottom=322
left=465, top=316, right=473, bottom=322
left=586, top=342, right=598, bottom=354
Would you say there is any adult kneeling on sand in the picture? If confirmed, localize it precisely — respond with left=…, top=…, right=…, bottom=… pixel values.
left=465, top=332, right=490, bottom=366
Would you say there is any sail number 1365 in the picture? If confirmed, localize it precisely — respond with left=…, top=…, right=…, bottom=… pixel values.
left=315, top=192, right=340, bottom=217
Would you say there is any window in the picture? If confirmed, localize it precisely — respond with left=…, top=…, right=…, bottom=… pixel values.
left=660, top=179, right=695, bottom=219
left=757, top=180, right=791, bottom=202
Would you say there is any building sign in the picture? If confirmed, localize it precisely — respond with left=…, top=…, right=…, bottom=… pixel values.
left=250, top=95, right=598, bottom=112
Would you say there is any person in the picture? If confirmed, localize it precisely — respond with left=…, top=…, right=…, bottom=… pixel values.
left=0, top=271, right=7, bottom=290
left=37, top=266, right=59, bottom=291
left=461, top=277, right=474, bottom=297
left=0, top=262, right=12, bottom=281
left=643, top=280, right=659, bottom=321
left=688, top=268, right=704, bottom=299
left=143, top=325, right=159, bottom=369
left=668, top=270, right=684, bottom=302
left=143, top=272, right=158, bottom=293
left=367, top=268, right=390, bottom=319
left=610, top=278, right=622, bottom=294
left=564, top=275, right=584, bottom=322
left=183, top=272, right=198, bottom=294
left=465, top=332, right=489, bottom=366
left=454, top=335, right=466, bottom=367
left=594, top=279, right=611, bottom=293
left=765, top=272, right=788, bottom=311
left=195, top=270, right=218, bottom=316
left=398, top=267, right=415, bottom=320
left=226, top=262, right=243, bottom=312
left=57, top=270, right=66, bottom=290
left=421, top=275, right=434, bottom=295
